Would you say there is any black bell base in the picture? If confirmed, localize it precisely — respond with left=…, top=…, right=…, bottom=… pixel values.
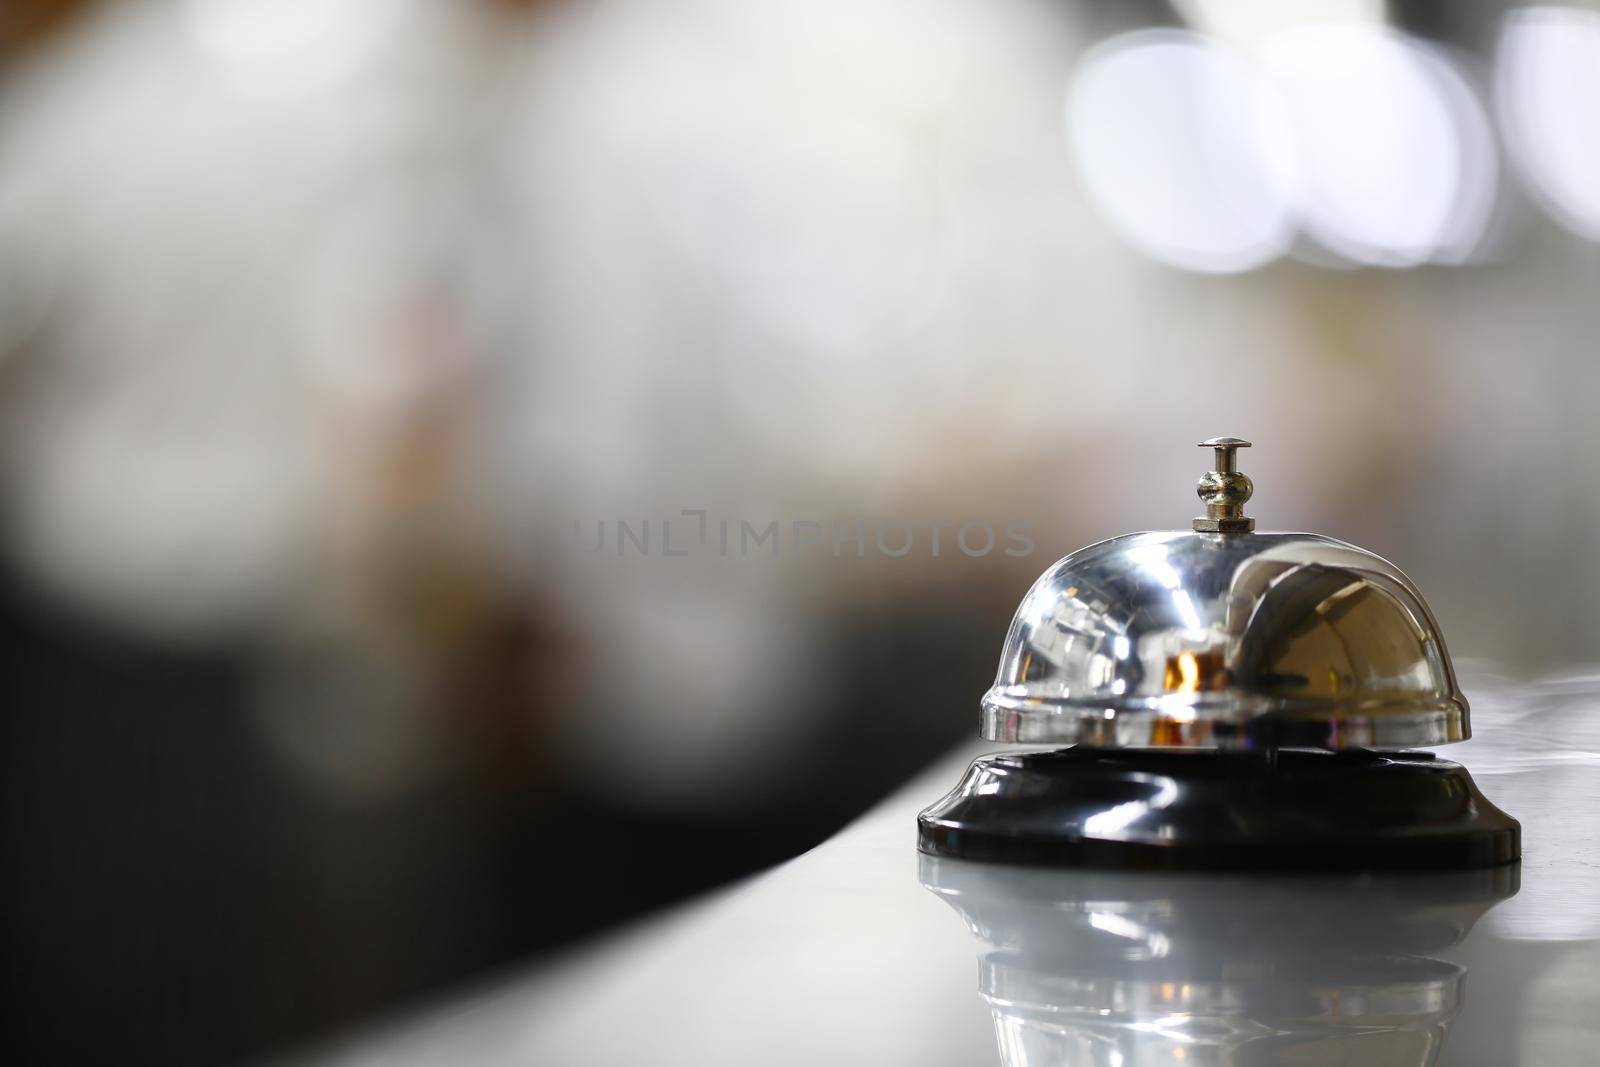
left=917, top=747, right=1520, bottom=871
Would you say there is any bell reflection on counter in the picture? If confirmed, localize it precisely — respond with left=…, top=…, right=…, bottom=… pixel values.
left=919, top=438, right=1520, bottom=870
left=921, top=854, right=1518, bottom=1067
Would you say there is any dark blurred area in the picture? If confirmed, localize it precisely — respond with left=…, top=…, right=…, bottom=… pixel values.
left=4, top=0, right=1600, bottom=1064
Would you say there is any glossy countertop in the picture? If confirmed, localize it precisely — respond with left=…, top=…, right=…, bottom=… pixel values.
left=298, top=668, right=1600, bottom=1066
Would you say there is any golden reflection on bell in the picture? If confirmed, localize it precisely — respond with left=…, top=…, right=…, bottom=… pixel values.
left=917, top=437, right=1519, bottom=870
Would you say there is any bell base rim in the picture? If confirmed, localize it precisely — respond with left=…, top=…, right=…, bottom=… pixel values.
left=917, top=747, right=1520, bottom=871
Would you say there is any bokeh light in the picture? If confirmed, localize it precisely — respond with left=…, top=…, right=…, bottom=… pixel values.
left=1497, top=7, right=1600, bottom=242
left=1069, top=24, right=1498, bottom=272
left=1067, top=30, right=1294, bottom=274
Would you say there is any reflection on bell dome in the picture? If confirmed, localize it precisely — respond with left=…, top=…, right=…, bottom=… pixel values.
left=982, top=532, right=1469, bottom=750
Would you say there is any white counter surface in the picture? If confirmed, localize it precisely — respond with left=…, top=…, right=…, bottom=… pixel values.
left=298, top=670, right=1600, bottom=1066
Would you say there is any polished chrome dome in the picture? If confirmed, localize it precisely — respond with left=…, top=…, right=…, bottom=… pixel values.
left=982, top=441, right=1468, bottom=750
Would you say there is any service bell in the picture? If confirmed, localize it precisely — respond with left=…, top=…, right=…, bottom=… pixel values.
left=918, top=438, right=1519, bottom=870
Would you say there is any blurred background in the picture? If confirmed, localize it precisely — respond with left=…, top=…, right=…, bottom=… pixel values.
left=3, top=0, right=1600, bottom=1063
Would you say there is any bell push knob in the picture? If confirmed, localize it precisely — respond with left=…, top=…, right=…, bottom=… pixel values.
left=1194, top=437, right=1254, bottom=534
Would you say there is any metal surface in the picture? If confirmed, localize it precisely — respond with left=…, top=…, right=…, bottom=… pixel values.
left=982, top=530, right=1468, bottom=749
left=1193, top=436, right=1255, bottom=534
left=918, top=747, right=1519, bottom=869
left=296, top=671, right=1600, bottom=1067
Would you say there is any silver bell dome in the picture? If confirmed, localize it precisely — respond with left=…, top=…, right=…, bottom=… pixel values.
left=982, top=439, right=1468, bottom=750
